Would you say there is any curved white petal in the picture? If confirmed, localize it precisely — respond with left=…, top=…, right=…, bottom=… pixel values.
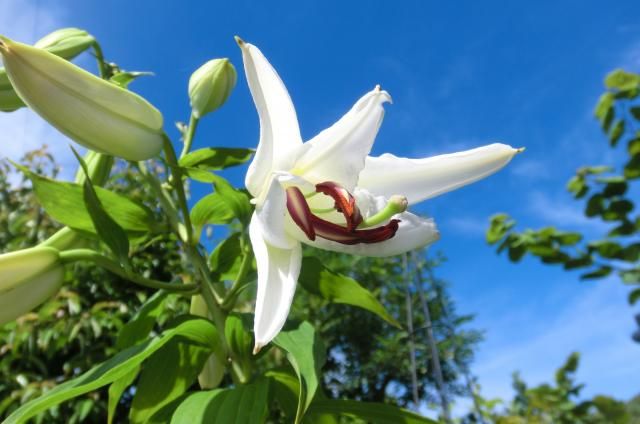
left=254, top=172, right=315, bottom=250
left=293, top=87, right=391, bottom=190
left=358, top=143, right=522, bottom=205
left=239, top=40, right=303, bottom=197
left=285, top=189, right=439, bottom=257
left=250, top=215, right=302, bottom=353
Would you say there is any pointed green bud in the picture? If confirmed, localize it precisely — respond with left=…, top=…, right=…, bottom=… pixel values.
left=0, top=246, right=64, bottom=325
left=1, top=28, right=95, bottom=112
left=188, top=58, right=237, bottom=119
left=34, top=27, right=95, bottom=60
left=0, top=36, right=164, bottom=161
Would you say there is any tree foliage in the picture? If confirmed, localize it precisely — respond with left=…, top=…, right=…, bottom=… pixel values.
left=487, top=69, right=640, bottom=313
left=464, top=353, right=637, bottom=424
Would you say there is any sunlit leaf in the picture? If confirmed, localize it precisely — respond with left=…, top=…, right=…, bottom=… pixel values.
left=299, top=256, right=401, bottom=327
left=169, top=379, right=270, bottom=424
left=4, top=317, right=218, bottom=424
left=274, top=321, right=325, bottom=424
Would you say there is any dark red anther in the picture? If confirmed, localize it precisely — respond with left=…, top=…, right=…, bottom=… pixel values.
left=315, top=181, right=363, bottom=232
left=310, top=216, right=400, bottom=245
left=286, top=186, right=316, bottom=240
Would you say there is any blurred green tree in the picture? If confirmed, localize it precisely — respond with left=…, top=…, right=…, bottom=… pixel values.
left=463, top=353, right=634, bottom=424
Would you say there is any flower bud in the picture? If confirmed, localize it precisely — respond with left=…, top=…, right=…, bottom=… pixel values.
left=1, top=28, right=95, bottom=112
left=188, top=58, right=236, bottom=119
left=0, top=35, right=164, bottom=161
left=0, top=247, right=64, bottom=325
left=34, top=28, right=95, bottom=60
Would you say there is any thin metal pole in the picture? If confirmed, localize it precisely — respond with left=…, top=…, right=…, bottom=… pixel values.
left=413, top=252, right=451, bottom=423
left=426, top=265, right=485, bottom=424
left=403, top=253, right=420, bottom=407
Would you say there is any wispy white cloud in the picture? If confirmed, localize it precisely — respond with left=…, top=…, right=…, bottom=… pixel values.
left=526, top=190, right=609, bottom=235
left=473, top=280, right=640, bottom=402
left=510, top=158, right=552, bottom=180
left=0, top=0, right=80, bottom=180
left=446, top=216, right=488, bottom=237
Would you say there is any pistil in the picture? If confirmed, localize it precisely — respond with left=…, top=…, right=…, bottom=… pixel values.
left=359, top=195, right=408, bottom=228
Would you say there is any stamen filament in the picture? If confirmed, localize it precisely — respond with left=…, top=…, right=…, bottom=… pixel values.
left=310, top=207, right=336, bottom=214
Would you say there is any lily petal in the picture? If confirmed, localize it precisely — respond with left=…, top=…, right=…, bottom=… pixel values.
left=286, top=189, right=439, bottom=257
left=357, top=143, right=522, bottom=205
left=238, top=39, right=303, bottom=197
left=254, top=172, right=314, bottom=250
left=293, top=86, right=391, bottom=190
left=250, top=215, right=302, bottom=353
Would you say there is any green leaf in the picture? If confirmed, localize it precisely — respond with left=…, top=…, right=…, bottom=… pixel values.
left=585, top=194, right=605, bottom=217
left=224, top=314, right=254, bottom=380
left=299, top=256, right=401, bottom=328
left=608, top=220, right=636, bottom=237
left=210, top=175, right=252, bottom=225
left=604, top=69, right=640, bottom=92
left=609, top=119, right=625, bottom=147
left=108, top=291, right=170, bottom=424
left=624, top=154, right=640, bottom=179
left=116, top=291, right=170, bottom=350
left=621, top=268, right=640, bottom=284
left=306, top=399, right=438, bottom=424
left=628, top=137, right=640, bottom=156
left=107, top=372, right=137, bottom=424
left=12, top=162, right=156, bottom=239
left=109, top=71, right=153, bottom=89
left=628, top=288, right=640, bottom=305
left=486, top=213, right=515, bottom=244
left=209, top=233, right=243, bottom=281
left=274, top=321, right=325, bottom=424
left=72, top=148, right=130, bottom=264
left=4, top=317, right=217, bottom=424
left=129, top=322, right=218, bottom=423
left=169, top=379, right=270, bottom=424
left=600, top=180, right=627, bottom=197
left=266, top=369, right=299, bottom=419
left=179, top=147, right=253, bottom=171
left=563, top=255, right=592, bottom=270
left=594, top=92, right=614, bottom=131
left=190, top=176, right=252, bottom=229
left=190, top=193, right=236, bottom=228
left=566, top=175, right=588, bottom=198
left=580, top=266, right=612, bottom=280
left=552, top=232, right=582, bottom=246
left=589, top=240, right=623, bottom=259
left=630, top=106, right=640, bottom=121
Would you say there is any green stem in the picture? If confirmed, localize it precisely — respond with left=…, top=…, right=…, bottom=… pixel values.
left=60, top=249, right=198, bottom=292
left=180, top=113, right=199, bottom=159
left=162, top=135, right=194, bottom=245
left=91, top=42, right=109, bottom=79
left=223, top=239, right=253, bottom=309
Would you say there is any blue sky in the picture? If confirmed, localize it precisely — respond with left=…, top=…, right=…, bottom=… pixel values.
left=1, top=0, right=639, bottom=414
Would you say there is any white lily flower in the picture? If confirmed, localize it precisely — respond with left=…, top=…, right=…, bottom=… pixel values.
left=237, top=38, right=522, bottom=352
